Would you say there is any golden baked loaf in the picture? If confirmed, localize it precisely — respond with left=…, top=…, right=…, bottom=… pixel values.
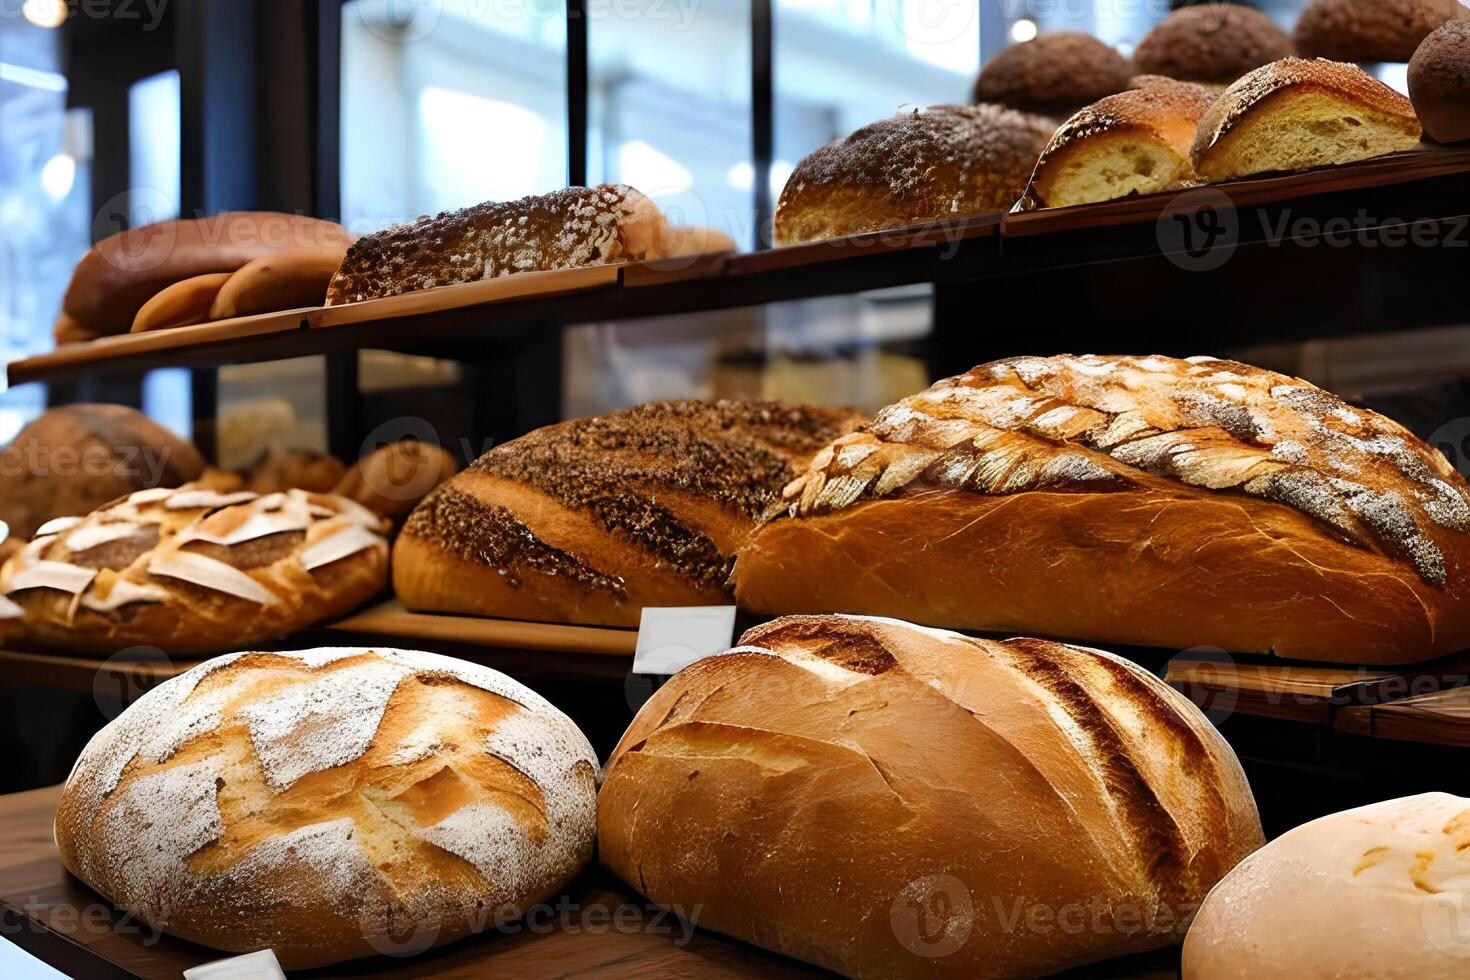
left=394, top=400, right=862, bottom=627
left=972, top=31, right=1134, bottom=117
left=1192, top=57, right=1424, bottom=182
left=62, top=212, right=353, bottom=337
left=209, top=245, right=349, bottom=320
left=1022, top=76, right=1217, bottom=208
left=1296, top=0, right=1466, bottom=63
left=243, top=448, right=347, bottom=495
left=1183, top=793, right=1470, bottom=978
left=0, top=485, right=388, bottom=655
left=1134, top=4, right=1294, bottom=85
left=773, top=104, right=1053, bottom=246
left=130, top=272, right=232, bottom=333
left=734, top=354, right=1470, bottom=664
left=600, top=614, right=1264, bottom=978
left=326, top=185, right=669, bottom=305
left=0, top=404, right=205, bottom=542
left=333, top=440, right=460, bottom=521
left=56, top=646, right=599, bottom=968
left=1410, top=21, right=1470, bottom=144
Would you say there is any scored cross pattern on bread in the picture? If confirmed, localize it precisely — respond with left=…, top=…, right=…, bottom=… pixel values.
left=0, top=485, right=388, bottom=655
left=735, top=355, right=1470, bottom=664
left=54, top=647, right=599, bottom=969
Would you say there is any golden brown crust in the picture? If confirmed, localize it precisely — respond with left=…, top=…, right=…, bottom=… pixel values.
left=1135, top=4, right=1294, bottom=85
left=0, top=405, right=205, bottom=542
left=1024, top=78, right=1217, bottom=208
left=325, top=185, right=668, bottom=305
left=242, top=449, right=346, bottom=495
left=209, top=246, right=348, bottom=319
left=1192, top=57, right=1423, bottom=180
left=394, top=400, right=863, bottom=626
left=333, top=441, right=459, bottom=522
left=1295, top=0, right=1466, bottom=63
left=56, top=647, right=598, bottom=969
left=130, top=273, right=232, bottom=333
left=599, top=614, right=1263, bottom=978
left=0, top=485, right=388, bottom=655
left=1409, top=21, right=1470, bottom=144
left=733, top=354, right=1470, bottom=664
left=973, top=32, right=1134, bottom=116
left=63, top=213, right=353, bottom=336
left=773, top=104, right=1053, bottom=245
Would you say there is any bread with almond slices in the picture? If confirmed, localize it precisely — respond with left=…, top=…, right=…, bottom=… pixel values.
left=732, top=354, right=1470, bottom=664
left=0, top=486, right=388, bottom=655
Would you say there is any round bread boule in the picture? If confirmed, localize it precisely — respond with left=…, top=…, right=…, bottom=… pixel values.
left=1410, top=20, right=1470, bottom=142
left=1134, top=4, right=1294, bottom=85
left=972, top=32, right=1134, bottom=117
left=55, top=647, right=599, bottom=968
left=1296, top=0, right=1466, bottom=64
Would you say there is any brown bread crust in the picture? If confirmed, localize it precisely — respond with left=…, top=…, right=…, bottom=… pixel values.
left=599, top=614, right=1263, bottom=978
left=1409, top=21, right=1470, bottom=144
left=734, top=354, right=1470, bottom=664
left=972, top=31, right=1135, bottom=116
left=1295, top=0, right=1466, bottom=63
left=1134, top=4, right=1294, bottom=84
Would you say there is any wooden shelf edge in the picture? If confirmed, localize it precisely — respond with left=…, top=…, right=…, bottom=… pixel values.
left=324, top=600, right=637, bottom=656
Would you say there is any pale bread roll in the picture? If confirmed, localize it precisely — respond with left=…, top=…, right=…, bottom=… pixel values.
left=733, top=354, right=1470, bottom=665
left=1192, top=57, right=1423, bottom=182
left=0, top=484, right=388, bottom=655
left=55, top=646, right=599, bottom=968
left=1183, top=793, right=1470, bottom=978
left=130, top=272, right=232, bottom=333
left=600, top=614, right=1263, bottom=978
left=209, top=245, right=348, bottom=320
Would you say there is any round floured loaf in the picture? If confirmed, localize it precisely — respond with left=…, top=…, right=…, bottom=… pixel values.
left=772, top=104, right=1053, bottom=246
left=0, top=485, right=388, bottom=655
left=599, top=614, right=1263, bottom=978
left=1183, top=793, right=1470, bottom=978
left=734, top=354, right=1470, bottom=664
left=55, top=646, right=599, bottom=969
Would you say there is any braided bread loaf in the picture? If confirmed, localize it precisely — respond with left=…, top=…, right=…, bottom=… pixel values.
left=56, top=646, right=599, bottom=968
left=733, top=354, right=1470, bottom=664
left=0, top=485, right=387, bottom=655
left=393, top=400, right=862, bottom=627
left=600, top=614, right=1263, bottom=978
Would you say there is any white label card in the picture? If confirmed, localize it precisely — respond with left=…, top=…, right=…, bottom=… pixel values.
left=633, top=606, right=738, bottom=676
left=183, top=949, right=287, bottom=980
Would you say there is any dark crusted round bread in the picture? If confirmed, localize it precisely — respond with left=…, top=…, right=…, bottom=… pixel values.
left=1410, top=20, right=1470, bottom=143
left=972, top=32, right=1134, bottom=117
left=1135, top=4, right=1294, bottom=84
left=1296, top=0, right=1465, bottom=63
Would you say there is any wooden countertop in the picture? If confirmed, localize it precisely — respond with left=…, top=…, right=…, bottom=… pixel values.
left=0, top=784, right=1180, bottom=979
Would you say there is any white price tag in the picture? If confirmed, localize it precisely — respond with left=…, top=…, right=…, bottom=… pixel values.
left=632, top=606, right=738, bottom=676
left=183, top=949, right=287, bottom=980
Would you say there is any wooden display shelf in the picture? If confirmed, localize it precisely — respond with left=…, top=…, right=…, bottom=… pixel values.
left=0, top=783, right=1181, bottom=979
left=1336, top=686, right=1470, bottom=746
left=12, top=146, right=1470, bottom=388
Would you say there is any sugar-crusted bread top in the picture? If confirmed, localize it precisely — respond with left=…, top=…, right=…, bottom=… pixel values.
left=773, top=354, right=1470, bottom=586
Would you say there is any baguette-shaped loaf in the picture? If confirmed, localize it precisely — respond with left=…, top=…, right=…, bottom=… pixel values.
left=1192, top=57, right=1422, bottom=182
left=0, top=485, right=388, bottom=655
left=1183, top=793, right=1470, bottom=978
left=325, top=185, right=669, bottom=305
left=209, top=245, right=349, bottom=319
left=1022, top=77, right=1217, bottom=208
left=600, top=614, right=1263, bottom=978
left=393, top=400, right=862, bottom=627
left=773, top=104, right=1053, bottom=246
left=130, top=272, right=232, bottom=333
left=1295, top=0, right=1465, bottom=63
left=734, top=354, right=1470, bottom=664
left=1134, top=4, right=1294, bottom=85
left=55, top=646, right=599, bottom=968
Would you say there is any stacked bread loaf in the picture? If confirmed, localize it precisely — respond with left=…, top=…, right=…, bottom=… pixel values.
left=734, top=354, right=1470, bottom=664
left=0, top=484, right=388, bottom=654
left=600, top=614, right=1263, bottom=977
left=55, top=646, right=599, bottom=968
left=394, top=400, right=861, bottom=627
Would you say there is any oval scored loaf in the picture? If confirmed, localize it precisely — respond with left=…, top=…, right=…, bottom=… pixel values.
left=599, top=614, right=1263, bottom=978
left=55, top=646, right=599, bottom=968
left=0, top=484, right=388, bottom=655
left=733, top=354, right=1470, bottom=664
left=393, top=399, right=862, bottom=627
